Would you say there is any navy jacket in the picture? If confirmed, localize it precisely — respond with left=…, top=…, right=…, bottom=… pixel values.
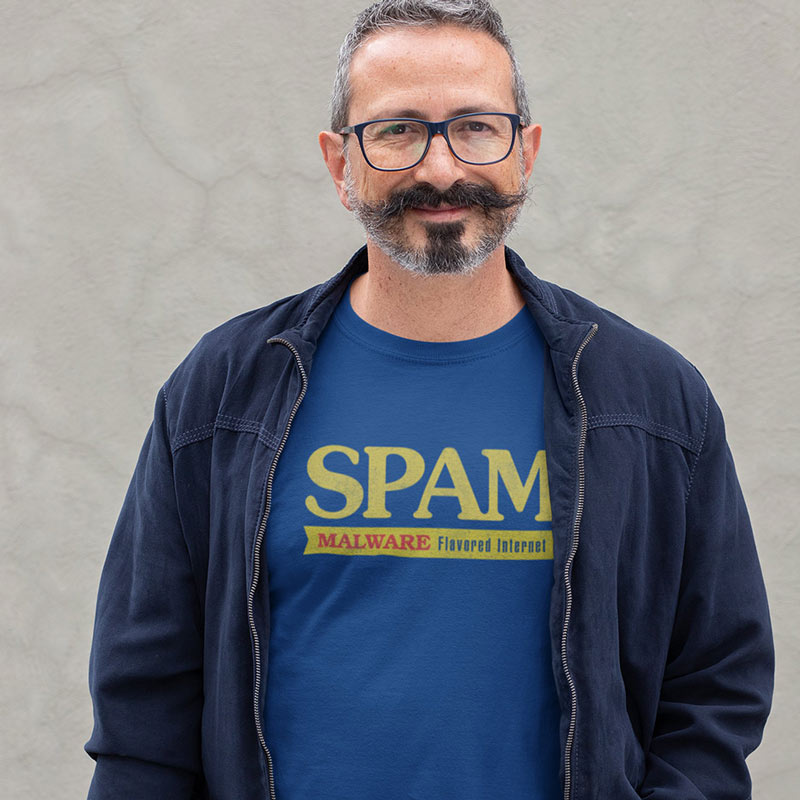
left=86, top=247, right=773, bottom=799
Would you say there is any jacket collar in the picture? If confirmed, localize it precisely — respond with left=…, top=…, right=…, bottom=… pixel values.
left=503, top=246, right=596, bottom=356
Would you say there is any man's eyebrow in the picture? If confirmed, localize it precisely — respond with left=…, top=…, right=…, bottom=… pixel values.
left=368, top=106, right=501, bottom=120
left=449, top=106, right=501, bottom=117
left=366, top=108, right=427, bottom=120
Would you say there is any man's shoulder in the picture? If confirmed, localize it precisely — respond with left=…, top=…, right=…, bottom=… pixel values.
left=508, top=250, right=705, bottom=395
left=169, top=248, right=366, bottom=387
left=184, top=281, right=314, bottom=358
left=546, top=279, right=697, bottom=370
left=542, top=279, right=711, bottom=449
left=158, top=278, right=333, bottom=441
left=189, top=284, right=320, bottom=361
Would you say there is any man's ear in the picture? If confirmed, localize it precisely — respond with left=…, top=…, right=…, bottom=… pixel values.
left=319, top=131, right=352, bottom=210
left=521, top=123, right=542, bottom=182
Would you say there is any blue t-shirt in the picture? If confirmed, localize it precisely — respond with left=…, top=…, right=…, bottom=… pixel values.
left=265, top=285, right=561, bottom=799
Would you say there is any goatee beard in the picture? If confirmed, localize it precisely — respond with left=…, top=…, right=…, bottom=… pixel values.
left=346, top=178, right=529, bottom=276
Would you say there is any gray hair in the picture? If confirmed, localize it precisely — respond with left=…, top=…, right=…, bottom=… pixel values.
left=330, top=0, right=531, bottom=131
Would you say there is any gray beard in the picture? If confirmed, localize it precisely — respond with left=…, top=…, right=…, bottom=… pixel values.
left=345, top=169, right=525, bottom=277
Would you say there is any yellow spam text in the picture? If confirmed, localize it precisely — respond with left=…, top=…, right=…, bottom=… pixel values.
left=305, top=445, right=551, bottom=522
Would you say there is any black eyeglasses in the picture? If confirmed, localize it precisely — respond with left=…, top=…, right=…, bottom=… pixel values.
left=339, top=112, right=524, bottom=172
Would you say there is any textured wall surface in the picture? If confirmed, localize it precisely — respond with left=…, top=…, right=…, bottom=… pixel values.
left=1, top=1, right=797, bottom=797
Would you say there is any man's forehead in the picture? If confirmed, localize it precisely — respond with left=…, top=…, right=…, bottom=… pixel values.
left=347, top=24, right=515, bottom=119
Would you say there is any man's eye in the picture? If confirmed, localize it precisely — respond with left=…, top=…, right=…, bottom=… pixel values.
left=452, top=120, right=497, bottom=137
left=382, top=124, right=409, bottom=135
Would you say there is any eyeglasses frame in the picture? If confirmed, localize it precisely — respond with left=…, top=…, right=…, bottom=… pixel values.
left=339, top=112, right=525, bottom=172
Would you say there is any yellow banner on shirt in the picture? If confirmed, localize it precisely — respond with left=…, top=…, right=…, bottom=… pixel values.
left=304, top=527, right=553, bottom=560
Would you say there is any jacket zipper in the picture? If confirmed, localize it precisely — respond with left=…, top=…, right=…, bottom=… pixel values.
left=247, top=336, right=309, bottom=800
left=561, top=323, right=598, bottom=800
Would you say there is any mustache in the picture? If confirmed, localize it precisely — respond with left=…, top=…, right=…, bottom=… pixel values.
left=366, top=182, right=528, bottom=222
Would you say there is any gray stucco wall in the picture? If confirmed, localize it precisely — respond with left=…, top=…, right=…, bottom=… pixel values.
left=1, top=1, right=797, bottom=796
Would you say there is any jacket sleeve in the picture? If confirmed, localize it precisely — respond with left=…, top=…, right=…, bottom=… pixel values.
left=85, top=385, right=204, bottom=799
left=639, top=388, right=774, bottom=799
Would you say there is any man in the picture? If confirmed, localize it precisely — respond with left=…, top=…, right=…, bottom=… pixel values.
left=85, top=1, right=773, bottom=798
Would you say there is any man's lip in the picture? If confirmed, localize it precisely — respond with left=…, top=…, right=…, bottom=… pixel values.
left=411, top=205, right=470, bottom=218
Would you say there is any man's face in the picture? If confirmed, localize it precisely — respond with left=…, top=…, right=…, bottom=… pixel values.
left=330, top=24, right=540, bottom=276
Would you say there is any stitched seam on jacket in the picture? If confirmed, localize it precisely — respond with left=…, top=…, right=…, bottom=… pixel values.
left=160, top=382, right=205, bottom=621
left=215, top=414, right=282, bottom=450
left=172, top=422, right=215, bottom=452
left=587, top=413, right=703, bottom=454
left=161, top=384, right=170, bottom=417
left=684, top=384, right=710, bottom=502
left=172, top=416, right=282, bottom=454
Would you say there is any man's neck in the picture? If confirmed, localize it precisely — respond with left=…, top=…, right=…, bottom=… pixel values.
left=348, top=241, right=526, bottom=342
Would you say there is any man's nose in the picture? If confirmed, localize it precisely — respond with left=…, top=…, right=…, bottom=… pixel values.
left=411, top=133, right=466, bottom=190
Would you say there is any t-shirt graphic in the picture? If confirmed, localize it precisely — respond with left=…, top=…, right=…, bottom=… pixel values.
left=265, top=284, right=561, bottom=800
